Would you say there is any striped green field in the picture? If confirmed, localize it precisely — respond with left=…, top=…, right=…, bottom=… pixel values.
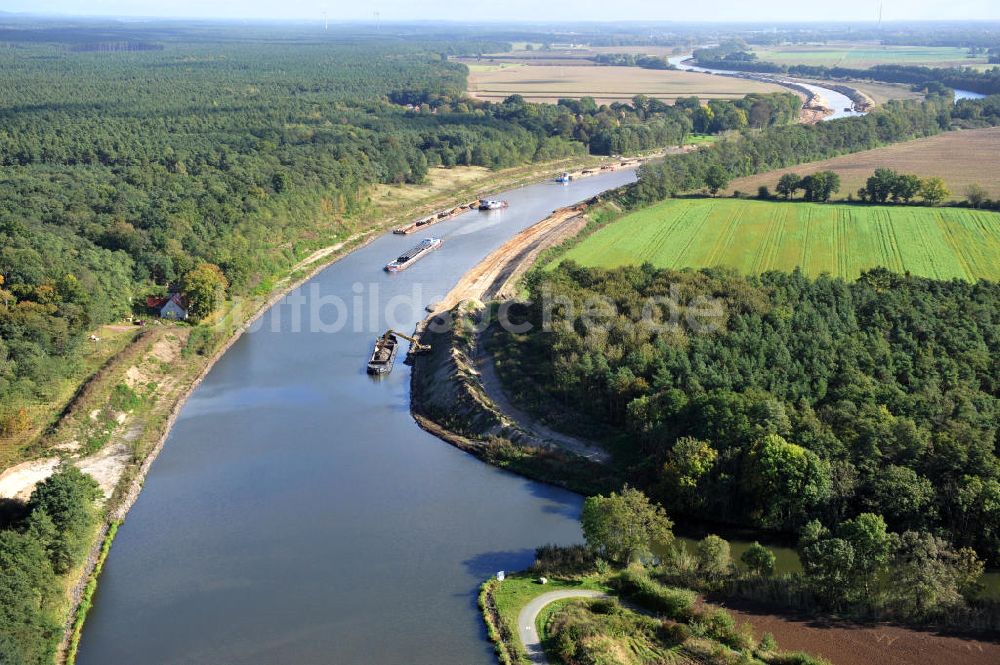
left=557, top=199, right=1000, bottom=281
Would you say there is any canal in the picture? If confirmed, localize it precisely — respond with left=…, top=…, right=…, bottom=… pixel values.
left=76, top=169, right=637, bottom=665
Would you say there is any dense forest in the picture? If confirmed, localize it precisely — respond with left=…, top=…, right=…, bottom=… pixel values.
left=0, top=29, right=804, bottom=438
left=501, top=264, right=1000, bottom=568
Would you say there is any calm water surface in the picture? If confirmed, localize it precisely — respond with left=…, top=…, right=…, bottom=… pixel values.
left=77, top=169, right=636, bottom=665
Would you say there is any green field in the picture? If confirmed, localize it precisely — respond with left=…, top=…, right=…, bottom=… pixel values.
left=751, top=43, right=987, bottom=68
left=557, top=199, right=1000, bottom=281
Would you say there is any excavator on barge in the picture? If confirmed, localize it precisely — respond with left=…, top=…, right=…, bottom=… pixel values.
left=366, top=329, right=430, bottom=375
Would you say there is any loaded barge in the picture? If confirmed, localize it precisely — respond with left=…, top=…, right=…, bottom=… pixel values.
left=366, top=329, right=431, bottom=375
left=366, top=333, right=399, bottom=374
left=393, top=201, right=479, bottom=235
left=384, top=237, right=442, bottom=272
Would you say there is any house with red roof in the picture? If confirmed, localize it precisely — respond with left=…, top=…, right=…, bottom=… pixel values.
left=145, top=293, right=188, bottom=320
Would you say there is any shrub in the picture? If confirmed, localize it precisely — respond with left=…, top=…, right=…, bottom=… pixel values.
left=0, top=406, right=32, bottom=437
left=532, top=543, right=596, bottom=575
left=696, top=535, right=733, bottom=578
left=658, top=618, right=691, bottom=645
left=741, top=541, right=777, bottom=577
left=613, top=567, right=696, bottom=620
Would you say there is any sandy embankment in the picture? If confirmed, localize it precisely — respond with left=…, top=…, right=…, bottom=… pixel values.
left=412, top=192, right=616, bottom=464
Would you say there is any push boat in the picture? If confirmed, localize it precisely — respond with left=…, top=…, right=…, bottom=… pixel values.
left=384, top=237, right=442, bottom=272
left=366, top=333, right=399, bottom=375
left=478, top=198, right=509, bottom=210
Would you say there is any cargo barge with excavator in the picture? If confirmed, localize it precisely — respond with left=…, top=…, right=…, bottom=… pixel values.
left=366, top=329, right=430, bottom=375
left=384, top=237, right=442, bottom=272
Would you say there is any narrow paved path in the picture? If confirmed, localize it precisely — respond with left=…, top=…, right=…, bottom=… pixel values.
left=517, top=590, right=608, bottom=664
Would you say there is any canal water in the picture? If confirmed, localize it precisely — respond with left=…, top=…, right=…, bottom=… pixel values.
left=75, top=169, right=637, bottom=665
left=668, top=56, right=863, bottom=121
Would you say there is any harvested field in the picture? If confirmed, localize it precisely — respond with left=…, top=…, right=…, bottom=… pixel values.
left=557, top=198, right=1000, bottom=281
left=464, top=64, right=786, bottom=104
left=720, top=601, right=1000, bottom=665
left=751, top=43, right=989, bottom=68
left=727, top=127, right=1000, bottom=202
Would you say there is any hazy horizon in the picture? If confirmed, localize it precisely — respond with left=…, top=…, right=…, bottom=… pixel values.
left=4, top=1, right=1000, bottom=24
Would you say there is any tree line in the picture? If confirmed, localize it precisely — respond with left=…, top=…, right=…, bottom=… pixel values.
left=760, top=168, right=951, bottom=205
left=593, top=52, right=674, bottom=69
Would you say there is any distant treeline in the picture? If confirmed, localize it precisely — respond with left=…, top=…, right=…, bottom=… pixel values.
left=692, top=46, right=1000, bottom=96
left=627, top=94, right=1000, bottom=208
left=68, top=41, right=163, bottom=53
left=593, top=52, right=674, bottom=69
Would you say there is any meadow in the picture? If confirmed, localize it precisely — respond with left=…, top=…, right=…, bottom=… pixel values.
left=751, top=42, right=988, bottom=68
left=556, top=198, right=1000, bottom=281
left=727, top=127, right=1000, bottom=201
left=464, top=64, right=786, bottom=104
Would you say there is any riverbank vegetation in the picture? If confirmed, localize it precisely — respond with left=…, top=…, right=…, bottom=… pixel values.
left=0, top=467, right=100, bottom=664
left=487, top=487, right=998, bottom=665
left=484, top=489, right=832, bottom=665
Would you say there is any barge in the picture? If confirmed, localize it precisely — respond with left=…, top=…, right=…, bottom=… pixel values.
left=384, top=237, right=442, bottom=272
left=478, top=198, right=509, bottom=210
left=366, top=333, right=399, bottom=374
left=392, top=201, right=478, bottom=235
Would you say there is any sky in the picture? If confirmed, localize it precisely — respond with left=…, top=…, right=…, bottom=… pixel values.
left=4, top=0, right=1000, bottom=24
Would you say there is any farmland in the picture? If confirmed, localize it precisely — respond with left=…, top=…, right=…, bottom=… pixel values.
left=464, top=63, right=786, bottom=104
left=727, top=127, right=1000, bottom=201
left=751, top=42, right=989, bottom=68
left=556, top=198, right=1000, bottom=281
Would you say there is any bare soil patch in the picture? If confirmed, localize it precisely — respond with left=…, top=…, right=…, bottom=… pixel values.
left=0, top=458, right=61, bottom=501
left=718, top=601, right=1000, bottom=665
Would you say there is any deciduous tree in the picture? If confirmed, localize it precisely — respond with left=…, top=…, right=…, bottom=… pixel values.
left=581, top=487, right=674, bottom=564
